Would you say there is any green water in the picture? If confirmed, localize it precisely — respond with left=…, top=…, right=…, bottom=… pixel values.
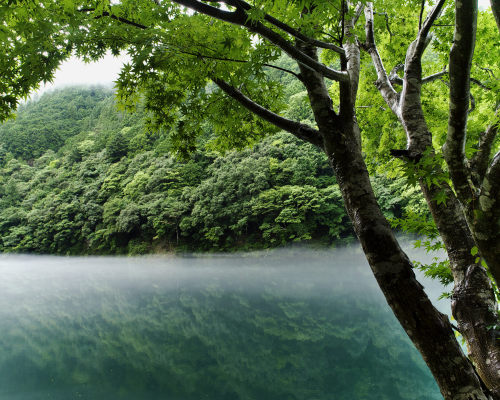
left=0, top=249, right=443, bottom=399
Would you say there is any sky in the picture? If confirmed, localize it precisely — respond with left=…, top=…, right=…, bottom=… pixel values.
left=35, top=53, right=130, bottom=96
left=34, top=0, right=492, bottom=96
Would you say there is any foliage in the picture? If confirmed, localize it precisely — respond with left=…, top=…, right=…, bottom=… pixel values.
left=0, top=87, right=113, bottom=160
left=0, top=87, right=419, bottom=255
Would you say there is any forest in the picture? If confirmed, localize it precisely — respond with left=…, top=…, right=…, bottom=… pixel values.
left=0, top=85, right=425, bottom=254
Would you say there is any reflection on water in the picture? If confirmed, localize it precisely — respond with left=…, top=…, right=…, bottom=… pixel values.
left=0, top=247, right=444, bottom=399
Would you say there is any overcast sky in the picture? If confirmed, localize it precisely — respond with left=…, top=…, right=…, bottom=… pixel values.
left=33, top=1, right=492, bottom=97
left=35, top=53, right=130, bottom=96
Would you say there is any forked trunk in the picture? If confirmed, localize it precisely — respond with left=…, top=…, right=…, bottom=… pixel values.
left=294, top=31, right=493, bottom=398
left=321, top=122, right=493, bottom=400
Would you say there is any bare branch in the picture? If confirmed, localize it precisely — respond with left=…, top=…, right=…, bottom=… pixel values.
left=391, top=66, right=449, bottom=86
left=444, top=0, right=478, bottom=202
left=363, top=4, right=400, bottom=115
left=172, top=0, right=349, bottom=82
left=211, top=77, right=323, bottom=147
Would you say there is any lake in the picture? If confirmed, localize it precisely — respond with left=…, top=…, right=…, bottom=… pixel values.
left=0, top=245, right=446, bottom=399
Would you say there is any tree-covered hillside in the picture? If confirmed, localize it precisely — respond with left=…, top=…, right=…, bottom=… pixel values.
left=0, top=87, right=423, bottom=255
left=0, top=87, right=114, bottom=160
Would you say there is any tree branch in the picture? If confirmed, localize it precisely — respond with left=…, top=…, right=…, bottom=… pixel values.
left=211, top=77, right=323, bottom=147
left=340, top=2, right=361, bottom=117
left=388, top=63, right=404, bottom=85
left=167, top=46, right=304, bottom=81
left=470, top=77, right=492, bottom=90
left=471, top=107, right=499, bottom=184
left=392, top=68, right=490, bottom=90
left=422, top=69, right=447, bottom=84
left=351, top=2, right=364, bottom=27
left=373, top=12, right=393, bottom=39
left=396, top=0, right=445, bottom=157
left=172, top=0, right=348, bottom=82
left=363, top=4, right=400, bottom=116
left=412, top=0, right=446, bottom=61
left=78, top=8, right=148, bottom=29
left=444, top=0, right=478, bottom=203
left=226, top=0, right=347, bottom=55
left=419, top=0, right=426, bottom=31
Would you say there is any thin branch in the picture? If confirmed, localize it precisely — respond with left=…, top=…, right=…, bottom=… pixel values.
left=78, top=8, right=148, bottom=29
left=476, top=65, right=499, bottom=80
left=469, top=91, right=476, bottom=114
left=390, top=68, right=488, bottom=88
left=351, top=2, right=364, bottom=26
left=211, top=77, right=323, bottom=147
left=356, top=105, right=386, bottom=111
left=166, top=46, right=304, bottom=81
left=172, top=0, right=348, bottom=82
left=320, top=30, right=342, bottom=44
left=414, top=0, right=446, bottom=58
left=374, top=12, right=393, bottom=39
left=470, top=77, right=492, bottom=90
left=419, top=0, right=426, bottom=31
left=471, top=106, right=499, bottom=183
left=396, top=67, right=491, bottom=89
left=224, top=0, right=346, bottom=56
left=363, top=4, right=400, bottom=115
left=421, top=69, right=448, bottom=84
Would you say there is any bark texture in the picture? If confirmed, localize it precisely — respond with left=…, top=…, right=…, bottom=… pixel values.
left=443, top=0, right=500, bottom=288
left=363, top=2, right=500, bottom=397
left=168, top=0, right=500, bottom=397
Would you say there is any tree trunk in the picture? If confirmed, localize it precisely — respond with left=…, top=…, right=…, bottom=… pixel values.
left=294, top=30, right=493, bottom=400
left=321, top=122, right=493, bottom=400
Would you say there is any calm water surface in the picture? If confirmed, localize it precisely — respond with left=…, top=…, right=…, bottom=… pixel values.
left=0, top=246, right=446, bottom=400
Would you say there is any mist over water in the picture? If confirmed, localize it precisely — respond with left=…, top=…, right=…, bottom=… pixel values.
left=0, top=244, right=445, bottom=400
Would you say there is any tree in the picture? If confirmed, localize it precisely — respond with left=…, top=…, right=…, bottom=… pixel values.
left=1, top=1, right=499, bottom=398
